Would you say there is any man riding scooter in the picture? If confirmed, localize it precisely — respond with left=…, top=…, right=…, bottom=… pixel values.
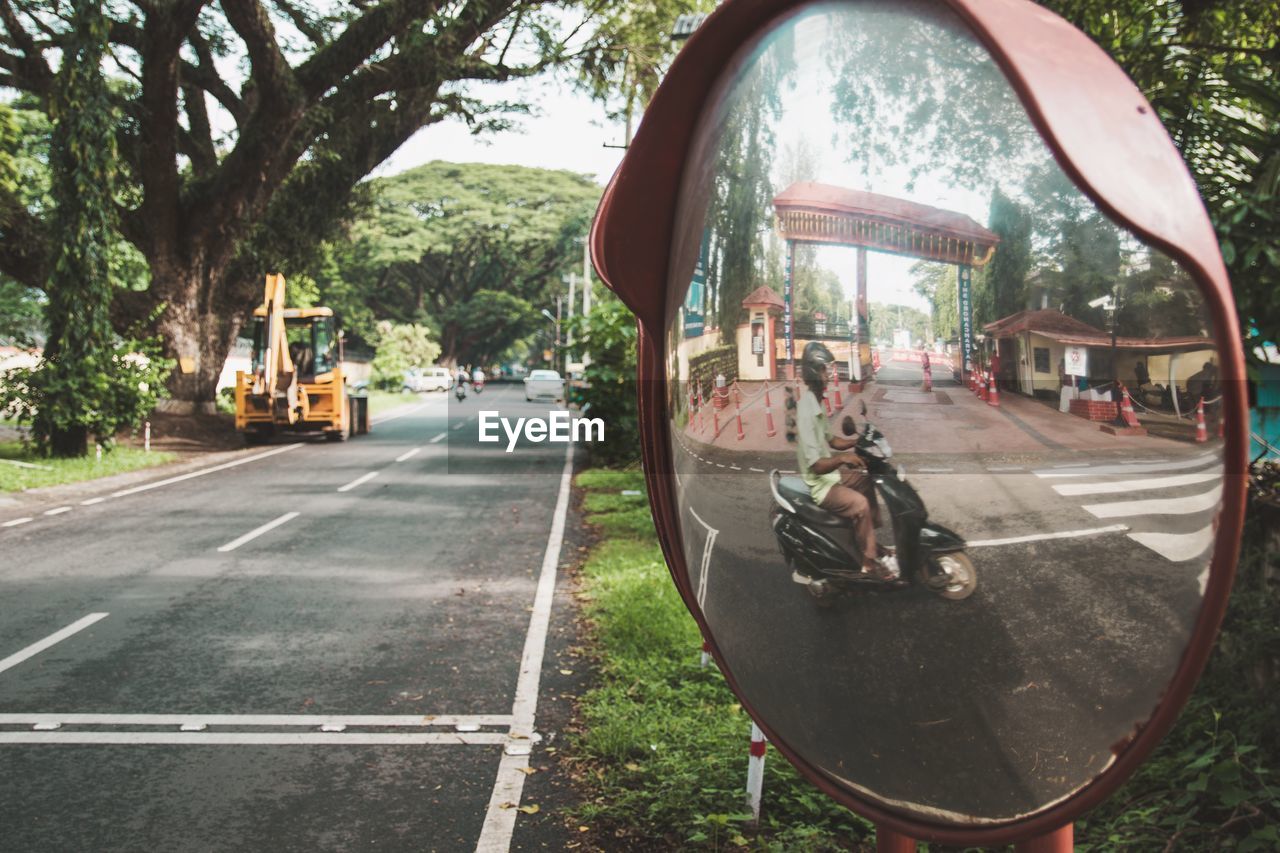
left=794, top=342, right=900, bottom=582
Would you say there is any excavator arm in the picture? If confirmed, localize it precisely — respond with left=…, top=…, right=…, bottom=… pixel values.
left=254, top=273, right=300, bottom=423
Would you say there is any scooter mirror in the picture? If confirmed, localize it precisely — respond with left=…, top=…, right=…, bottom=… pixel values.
left=591, top=0, right=1246, bottom=842
left=841, top=415, right=856, bottom=437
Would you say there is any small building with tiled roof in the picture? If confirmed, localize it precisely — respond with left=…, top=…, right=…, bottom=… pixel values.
left=982, top=308, right=1215, bottom=400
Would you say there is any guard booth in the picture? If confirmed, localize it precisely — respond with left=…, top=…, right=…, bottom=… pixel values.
left=773, top=182, right=1000, bottom=384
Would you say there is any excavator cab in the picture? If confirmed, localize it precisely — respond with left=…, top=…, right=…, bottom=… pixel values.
left=235, top=275, right=370, bottom=443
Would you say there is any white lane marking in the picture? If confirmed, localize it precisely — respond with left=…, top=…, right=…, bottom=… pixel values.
left=688, top=506, right=720, bottom=611
left=0, top=732, right=506, bottom=746
left=337, top=471, right=379, bottom=493
left=2, top=517, right=33, bottom=528
left=1052, top=462, right=1091, bottom=469
left=370, top=401, right=432, bottom=425
left=111, top=443, right=303, bottom=498
left=749, top=467, right=765, bottom=473
left=1083, top=485, right=1223, bottom=519
left=967, top=524, right=1130, bottom=548
left=1128, top=525, right=1215, bottom=563
left=917, top=467, right=953, bottom=473
left=0, top=613, right=109, bottom=675
left=1053, top=470, right=1220, bottom=497
left=429, top=432, right=448, bottom=444
left=451, top=422, right=466, bottom=431
left=986, top=466, right=1024, bottom=472
left=80, top=497, right=106, bottom=506
left=1121, top=458, right=1168, bottom=465
left=475, top=442, right=574, bottom=853
left=0, top=713, right=511, bottom=728
left=216, top=512, right=300, bottom=553
left=395, top=447, right=423, bottom=463
left=43, top=506, right=72, bottom=516
left=729, top=465, right=741, bottom=470
left=1035, top=453, right=1217, bottom=479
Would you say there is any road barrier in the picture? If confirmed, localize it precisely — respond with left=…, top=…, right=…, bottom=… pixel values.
left=988, top=373, right=999, bottom=407
left=764, top=388, right=777, bottom=437
left=1196, top=398, right=1207, bottom=443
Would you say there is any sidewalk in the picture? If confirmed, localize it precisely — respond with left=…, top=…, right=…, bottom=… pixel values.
left=681, top=376, right=1203, bottom=456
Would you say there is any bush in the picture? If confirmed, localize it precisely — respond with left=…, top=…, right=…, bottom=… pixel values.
left=370, top=321, right=441, bottom=391
left=568, top=293, right=639, bottom=466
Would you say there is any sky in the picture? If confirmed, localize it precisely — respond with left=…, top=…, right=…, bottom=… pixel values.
left=376, top=76, right=627, bottom=186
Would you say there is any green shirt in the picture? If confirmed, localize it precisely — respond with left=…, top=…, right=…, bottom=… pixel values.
left=795, top=390, right=840, bottom=504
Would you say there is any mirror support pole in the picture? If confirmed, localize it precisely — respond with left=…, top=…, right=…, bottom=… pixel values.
left=1014, top=823, right=1074, bottom=852
left=874, top=826, right=916, bottom=852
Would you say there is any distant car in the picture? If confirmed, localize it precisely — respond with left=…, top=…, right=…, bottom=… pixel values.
left=403, top=367, right=453, bottom=393
left=524, top=369, right=565, bottom=401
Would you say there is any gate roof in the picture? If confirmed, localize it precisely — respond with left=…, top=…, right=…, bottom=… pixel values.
left=773, top=182, right=1000, bottom=267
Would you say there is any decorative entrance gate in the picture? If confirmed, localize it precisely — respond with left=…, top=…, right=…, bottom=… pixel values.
left=773, top=181, right=1000, bottom=383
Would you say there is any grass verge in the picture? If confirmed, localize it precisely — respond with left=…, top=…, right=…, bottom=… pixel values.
left=570, top=468, right=872, bottom=850
left=0, top=441, right=176, bottom=492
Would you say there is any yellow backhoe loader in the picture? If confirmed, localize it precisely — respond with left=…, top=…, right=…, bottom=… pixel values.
left=234, top=273, right=370, bottom=443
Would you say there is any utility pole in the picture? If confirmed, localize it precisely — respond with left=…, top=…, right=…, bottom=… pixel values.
left=565, top=274, right=576, bottom=378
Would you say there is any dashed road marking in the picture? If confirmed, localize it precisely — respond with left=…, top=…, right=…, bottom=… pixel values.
left=2, top=517, right=33, bottom=528
left=43, top=506, right=72, bottom=516
left=337, top=471, right=379, bottom=493
left=80, top=497, right=106, bottom=506
left=395, top=447, right=422, bottom=463
left=216, top=511, right=300, bottom=553
left=0, top=613, right=109, bottom=676
left=430, top=432, right=448, bottom=443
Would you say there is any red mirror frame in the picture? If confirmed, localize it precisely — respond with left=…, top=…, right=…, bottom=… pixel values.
left=590, top=0, right=1249, bottom=843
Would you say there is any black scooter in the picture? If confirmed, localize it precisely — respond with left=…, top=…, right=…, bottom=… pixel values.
left=455, top=382, right=467, bottom=402
left=769, top=405, right=976, bottom=604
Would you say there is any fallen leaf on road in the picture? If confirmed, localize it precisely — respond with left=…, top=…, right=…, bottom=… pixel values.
left=624, top=762, right=640, bottom=771
left=517, top=804, right=540, bottom=815
left=518, top=767, right=538, bottom=776
left=559, top=669, right=574, bottom=675
left=578, top=826, right=590, bottom=833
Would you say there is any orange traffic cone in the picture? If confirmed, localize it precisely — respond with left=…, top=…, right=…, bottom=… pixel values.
left=831, top=367, right=844, bottom=408
left=1195, top=398, right=1207, bottom=443
left=735, top=394, right=745, bottom=441
left=1120, top=385, right=1140, bottom=427
left=764, top=387, right=777, bottom=437
left=978, top=370, right=988, bottom=401
left=988, top=373, right=999, bottom=407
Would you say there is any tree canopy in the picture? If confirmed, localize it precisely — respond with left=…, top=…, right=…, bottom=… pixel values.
left=0, top=0, right=695, bottom=409
left=320, top=161, right=600, bottom=365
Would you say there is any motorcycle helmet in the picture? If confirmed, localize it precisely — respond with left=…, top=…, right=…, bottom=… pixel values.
left=800, top=341, right=835, bottom=385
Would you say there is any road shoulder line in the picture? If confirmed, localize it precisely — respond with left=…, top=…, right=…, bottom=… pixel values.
left=475, top=441, right=574, bottom=852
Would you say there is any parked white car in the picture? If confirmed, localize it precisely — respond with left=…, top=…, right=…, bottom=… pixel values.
left=524, top=369, right=565, bottom=401
left=403, top=367, right=453, bottom=393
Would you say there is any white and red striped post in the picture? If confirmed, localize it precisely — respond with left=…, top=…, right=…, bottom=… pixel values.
left=831, top=365, right=843, bottom=408
left=988, top=372, right=1000, bottom=407
left=1195, top=398, right=1207, bottom=443
left=735, top=389, right=745, bottom=442
left=144, top=421, right=151, bottom=453
left=700, top=639, right=710, bottom=668
left=764, top=386, right=777, bottom=438
left=746, top=722, right=767, bottom=823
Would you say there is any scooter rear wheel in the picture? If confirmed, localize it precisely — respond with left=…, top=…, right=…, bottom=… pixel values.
left=928, top=553, right=977, bottom=600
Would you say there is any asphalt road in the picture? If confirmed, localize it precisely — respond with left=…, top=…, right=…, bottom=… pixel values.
left=0, top=383, right=575, bottom=852
left=673, top=363, right=1224, bottom=823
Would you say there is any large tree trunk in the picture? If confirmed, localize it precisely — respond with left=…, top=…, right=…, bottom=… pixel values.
left=150, top=262, right=251, bottom=415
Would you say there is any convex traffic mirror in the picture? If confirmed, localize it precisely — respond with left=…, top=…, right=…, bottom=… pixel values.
left=592, top=0, right=1247, bottom=843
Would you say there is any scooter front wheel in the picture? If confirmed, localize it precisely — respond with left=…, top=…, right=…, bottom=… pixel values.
left=928, top=553, right=977, bottom=600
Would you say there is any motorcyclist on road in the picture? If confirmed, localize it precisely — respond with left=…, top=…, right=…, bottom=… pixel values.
left=794, top=342, right=899, bottom=580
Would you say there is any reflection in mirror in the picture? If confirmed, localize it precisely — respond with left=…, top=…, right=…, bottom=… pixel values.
left=664, top=0, right=1223, bottom=824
